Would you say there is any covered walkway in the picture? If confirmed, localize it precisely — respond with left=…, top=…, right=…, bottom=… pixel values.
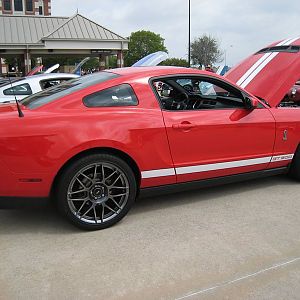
left=0, top=13, right=128, bottom=75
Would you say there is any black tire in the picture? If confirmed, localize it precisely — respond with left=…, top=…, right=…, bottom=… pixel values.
left=56, top=153, right=137, bottom=230
left=288, top=146, right=300, bottom=180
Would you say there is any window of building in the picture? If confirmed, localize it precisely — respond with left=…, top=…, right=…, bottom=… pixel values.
left=3, top=0, right=12, bottom=11
left=83, top=84, right=138, bottom=108
left=3, top=83, right=32, bottom=96
left=14, top=0, right=23, bottom=11
left=26, top=0, right=33, bottom=11
left=38, top=0, right=44, bottom=15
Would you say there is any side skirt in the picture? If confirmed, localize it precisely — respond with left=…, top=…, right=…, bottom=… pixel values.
left=0, top=197, right=49, bottom=209
left=139, top=167, right=289, bottom=198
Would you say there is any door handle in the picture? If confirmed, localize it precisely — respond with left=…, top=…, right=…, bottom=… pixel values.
left=172, top=122, right=196, bottom=130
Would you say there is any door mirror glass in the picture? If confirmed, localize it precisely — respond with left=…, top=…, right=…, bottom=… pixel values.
left=291, top=87, right=297, bottom=97
left=244, top=96, right=258, bottom=110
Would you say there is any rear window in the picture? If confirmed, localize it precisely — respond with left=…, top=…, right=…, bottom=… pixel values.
left=21, top=72, right=120, bottom=109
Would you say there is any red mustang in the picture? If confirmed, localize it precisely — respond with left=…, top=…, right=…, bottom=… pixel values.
left=1, top=38, right=300, bottom=230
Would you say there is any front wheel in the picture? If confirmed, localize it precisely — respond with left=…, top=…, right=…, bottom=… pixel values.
left=288, top=145, right=300, bottom=180
left=57, top=154, right=137, bottom=230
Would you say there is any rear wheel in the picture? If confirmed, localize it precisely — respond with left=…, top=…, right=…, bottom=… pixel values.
left=57, top=154, right=137, bottom=230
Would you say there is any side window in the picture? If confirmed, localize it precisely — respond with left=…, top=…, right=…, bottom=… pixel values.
left=153, top=77, right=245, bottom=111
left=40, top=79, right=69, bottom=90
left=83, top=84, right=138, bottom=108
left=3, top=83, right=32, bottom=96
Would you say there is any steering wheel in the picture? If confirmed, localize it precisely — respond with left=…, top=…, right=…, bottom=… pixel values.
left=183, top=84, right=193, bottom=92
left=171, top=91, right=189, bottom=110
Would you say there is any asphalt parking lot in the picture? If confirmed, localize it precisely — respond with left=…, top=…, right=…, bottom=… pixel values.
left=0, top=175, right=300, bottom=300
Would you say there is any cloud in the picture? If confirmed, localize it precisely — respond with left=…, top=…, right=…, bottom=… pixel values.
left=52, top=0, right=300, bottom=66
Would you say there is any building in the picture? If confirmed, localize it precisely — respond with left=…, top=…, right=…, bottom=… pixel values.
left=0, top=0, right=51, bottom=16
left=0, top=13, right=128, bottom=75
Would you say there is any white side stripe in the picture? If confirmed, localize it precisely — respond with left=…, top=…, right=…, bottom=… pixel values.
left=237, top=37, right=300, bottom=88
left=141, top=154, right=294, bottom=179
left=141, top=168, right=175, bottom=179
left=176, top=156, right=271, bottom=175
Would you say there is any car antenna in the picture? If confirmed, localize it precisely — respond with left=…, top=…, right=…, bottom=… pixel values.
left=7, top=72, right=24, bottom=118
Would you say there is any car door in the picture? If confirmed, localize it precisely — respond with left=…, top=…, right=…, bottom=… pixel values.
left=152, top=75, right=276, bottom=183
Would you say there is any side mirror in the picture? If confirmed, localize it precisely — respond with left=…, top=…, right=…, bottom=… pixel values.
left=244, top=96, right=258, bottom=110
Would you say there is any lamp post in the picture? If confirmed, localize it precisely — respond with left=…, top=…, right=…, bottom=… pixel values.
left=224, top=45, right=233, bottom=66
left=188, top=0, right=191, bottom=67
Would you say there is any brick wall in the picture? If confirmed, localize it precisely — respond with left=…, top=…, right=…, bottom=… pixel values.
left=0, top=0, right=51, bottom=16
left=43, top=0, right=51, bottom=16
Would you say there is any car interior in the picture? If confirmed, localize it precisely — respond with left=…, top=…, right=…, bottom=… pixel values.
left=40, top=78, right=70, bottom=90
left=153, top=77, right=245, bottom=111
left=279, top=80, right=300, bottom=107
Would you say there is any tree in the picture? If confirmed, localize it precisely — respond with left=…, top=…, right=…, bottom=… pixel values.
left=160, top=58, right=189, bottom=67
left=191, top=34, right=223, bottom=67
left=125, top=30, right=168, bottom=67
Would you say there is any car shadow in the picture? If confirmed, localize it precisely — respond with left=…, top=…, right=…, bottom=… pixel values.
left=0, top=175, right=297, bottom=234
left=132, top=175, right=297, bottom=214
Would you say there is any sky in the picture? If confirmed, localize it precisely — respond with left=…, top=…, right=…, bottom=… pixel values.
left=52, top=0, right=300, bottom=66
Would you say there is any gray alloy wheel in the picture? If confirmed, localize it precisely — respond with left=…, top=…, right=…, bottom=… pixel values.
left=57, top=154, right=137, bottom=230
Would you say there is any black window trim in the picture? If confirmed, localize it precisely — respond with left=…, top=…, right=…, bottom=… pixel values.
left=14, top=0, right=23, bottom=11
left=3, top=0, right=12, bottom=11
left=256, top=45, right=300, bottom=55
left=149, top=74, right=257, bottom=112
left=82, top=83, right=139, bottom=108
left=25, top=0, right=34, bottom=12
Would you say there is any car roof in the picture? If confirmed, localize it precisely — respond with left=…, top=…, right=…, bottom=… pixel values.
left=0, top=73, right=79, bottom=90
left=110, top=66, right=208, bottom=78
left=24, top=73, right=79, bottom=81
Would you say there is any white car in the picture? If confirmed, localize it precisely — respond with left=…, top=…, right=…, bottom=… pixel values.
left=0, top=73, right=79, bottom=103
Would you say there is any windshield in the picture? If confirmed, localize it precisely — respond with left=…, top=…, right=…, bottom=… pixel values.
left=21, top=71, right=120, bottom=109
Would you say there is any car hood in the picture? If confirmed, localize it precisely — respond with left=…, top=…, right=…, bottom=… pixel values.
left=225, top=37, right=300, bottom=107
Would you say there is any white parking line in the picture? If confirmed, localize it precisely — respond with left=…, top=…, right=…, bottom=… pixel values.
left=175, top=256, right=300, bottom=300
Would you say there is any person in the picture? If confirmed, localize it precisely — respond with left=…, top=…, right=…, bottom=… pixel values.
left=205, top=65, right=214, bottom=72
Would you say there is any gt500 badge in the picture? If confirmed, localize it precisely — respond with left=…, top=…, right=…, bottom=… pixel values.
left=271, top=154, right=294, bottom=162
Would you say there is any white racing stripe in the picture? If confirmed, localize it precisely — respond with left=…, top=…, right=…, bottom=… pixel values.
left=141, top=154, right=294, bottom=179
left=141, top=168, right=175, bottom=179
left=236, top=52, right=273, bottom=86
left=236, top=38, right=291, bottom=86
left=176, top=156, right=272, bottom=175
left=240, top=52, right=278, bottom=88
left=237, top=37, right=300, bottom=88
